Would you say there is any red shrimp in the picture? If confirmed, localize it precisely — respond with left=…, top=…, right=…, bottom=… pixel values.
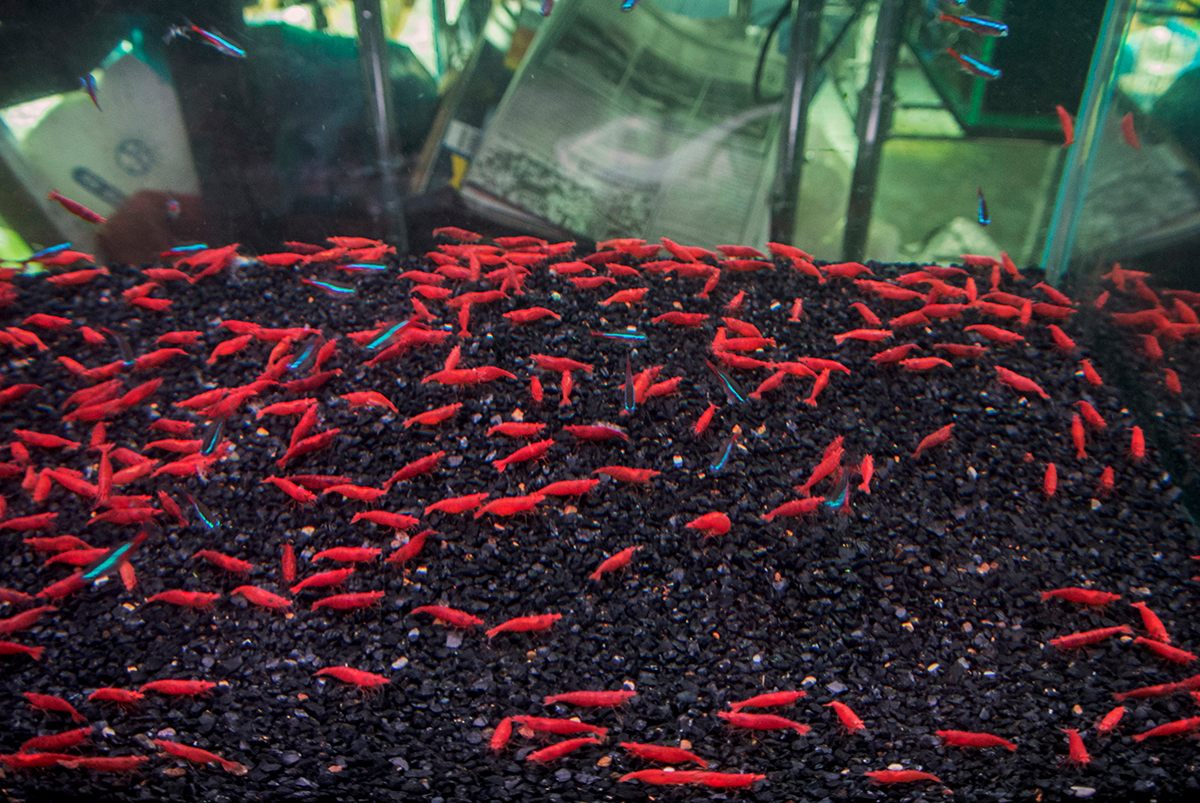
left=281, top=543, right=297, bottom=583
left=58, top=755, right=149, bottom=772
left=311, top=591, right=384, bottom=611
left=592, top=466, right=661, bottom=484
left=539, top=479, right=600, bottom=497
left=312, top=546, right=381, bottom=563
left=718, top=711, right=809, bottom=734
left=490, top=717, right=514, bottom=752
left=410, top=605, right=483, bottom=628
left=525, top=737, right=601, bottom=763
left=20, top=727, right=91, bottom=753
left=261, top=476, right=317, bottom=505
left=504, top=307, right=561, bottom=324
left=1096, top=706, right=1125, bottom=735
left=0, top=606, right=57, bottom=636
left=685, top=512, right=731, bottom=538
left=936, top=729, right=1016, bottom=751
left=87, top=688, right=144, bottom=706
left=231, top=586, right=291, bottom=610
left=315, top=666, right=389, bottom=688
left=155, top=739, right=247, bottom=775
left=1130, top=425, right=1145, bottom=461
left=139, top=676, right=214, bottom=696
left=589, top=546, right=640, bottom=582
left=385, top=529, right=433, bottom=566
left=0, top=641, right=45, bottom=660
left=1135, top=637, right=1196, bottom=664
left=762, top=497, right=824, bottom=522
left=145, top=589, right=221, bottom=609
left=865, top=769, right=943, bottom=785
left=1131, top=601, right=1170, bottom=643
left=321, top=484, right=387, bottom=503
left=1043, top=462, right=1058, bottom=497
left=544, top=690, right=637, bottom=707
left=339, top=391, right=398, bottom=413
left=730, top=690, right=806, bottom=711
left=352, top=511, right=420, bottom=530
left=289, top=567, right=354, bottom=594
left=1063, top=728, right=1090, bottom=765
left=474, top=494, right=545, bottom=518
left=425, top=493, right=489, bottom=515
left=493, top=438, right=555, bottom=472
left=1131, top=716, right=1200, bottom=742
left=563, top=424, right=628, bottom=442
left=1050, top=625, right=1132, bottom=649
left=913, top=423, right=954, bottom=458
left=487, top=421, right=547, bottom=438
left=1041, top=587, right=1120, bottom=606
left=826, top=701, right=866, bottom=733
left=0, top=512, right=59, bottom=531
left=485, top=613, right=562, bottom=638
left=24, top=692, right=86, bottom=722
left=403, top=402, right=462, bottom=428
left=619, top=742, right=708, bottom=767
left=510, top=716, right=606, bottom=738
left=382, top=451, right=444, bottom=487
left=620, top=769, right=766, bottom=788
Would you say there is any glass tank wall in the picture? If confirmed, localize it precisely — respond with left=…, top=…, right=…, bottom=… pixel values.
left=1, top=0, right=1195, bottom=272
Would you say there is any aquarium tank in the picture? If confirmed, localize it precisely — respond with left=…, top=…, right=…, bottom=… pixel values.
left=2, top=1, right=1200, bottom=801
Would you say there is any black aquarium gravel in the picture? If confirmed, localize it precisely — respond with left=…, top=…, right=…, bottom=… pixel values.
left=1, top=234, right=1198, bottom=803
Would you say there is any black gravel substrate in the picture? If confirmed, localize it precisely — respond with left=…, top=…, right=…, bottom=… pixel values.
left=1, top=237, right=1198, bottom=803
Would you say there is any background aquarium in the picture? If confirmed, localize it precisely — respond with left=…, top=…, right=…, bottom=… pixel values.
left=2, top=1, right=1200, bottom=801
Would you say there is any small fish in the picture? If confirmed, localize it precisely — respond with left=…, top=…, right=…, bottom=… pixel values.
left=168, top=21, right=246, bottom=59
left=187, top=494, right=220, bottom=530
left=623, top=353, right=636, bottom=414
left=164, top=243, right=208, bottom=255
left=200, top=417, right=225, bottom=456
left=287, top=339, right=320, bottom=373
left=366, top=320, right=410, bottom=351
left=621, top=0, right=638, bottom=10
left=82, top=531, right=149, bottom=582
left=21, top=242, right=72, bottom=263
left=113, top=332, right=135, bottom=367
left=301, top=278, right=356, bottom=296
left=591, top=329, right=647, bottom=342
left=977, top=187, right=991, bottom=226
left=47, top=190, right=107, bottom=225
left=705, top=360, right=746, bottom=404
left=939, top=13, right=1008, bottom=37
left=946, top=47, right=1002, bottom=80
left=80, top=74, right=101, bottom=110
left=823, top=474, right=850, bottom=511
left=709, top=431, right=738, bottom=473
left=541, top=0, right=554, bottom=15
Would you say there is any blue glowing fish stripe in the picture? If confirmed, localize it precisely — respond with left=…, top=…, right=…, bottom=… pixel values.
left=23, top=242, right=72, bottom=262
left=949, top=49, right=1002, bottom=80
left=367, top=320, right=411, bottom=351
left=201, top=418, right=225, bottom=456
left=593, top=330, right=647, bottom=342
left=304, top=278, right=356, bottom=295
left=287, top=340, right=318, bottom=372
left=82, top=541, right=135, bottom=581
left=191, top=498, right=219, bottom=529
left=706, top=360, right=746, bottom=404
left=342, top=262, right=388, bottom=272
left=945, top=14, right=1009, bottom=37
left=168, top=243, right=208, bottom=254
left=823, top=480, right=849, bottom=510
left=709, top=434, right=736, bottom=472
left=977, top=188, right=991, bottom=226
left=191, top=25, right=246, bottom=58
left=622, top=0, right=638, bottom=10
